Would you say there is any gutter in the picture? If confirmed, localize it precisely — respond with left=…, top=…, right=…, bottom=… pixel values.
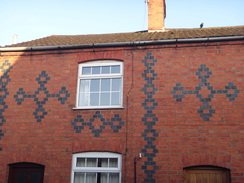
left=0, top=36, right=243, bottom=52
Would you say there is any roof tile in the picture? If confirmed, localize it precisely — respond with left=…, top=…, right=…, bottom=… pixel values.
left=5, top=26, right=244, bottom=47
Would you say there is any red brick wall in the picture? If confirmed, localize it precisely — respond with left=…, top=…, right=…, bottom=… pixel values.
left=0, top=40, right=243, bottom=182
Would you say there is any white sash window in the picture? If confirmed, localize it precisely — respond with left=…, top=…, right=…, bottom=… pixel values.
left=76, top=61, right=123, bottom=109
left=72, top=152, right=122, bottom=183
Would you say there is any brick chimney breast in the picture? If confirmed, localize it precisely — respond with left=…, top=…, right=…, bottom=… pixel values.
left=148, top=0, right=166, bottom=32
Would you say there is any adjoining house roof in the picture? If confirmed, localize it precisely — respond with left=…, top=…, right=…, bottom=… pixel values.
left=4, top=26, right=244, bottom=48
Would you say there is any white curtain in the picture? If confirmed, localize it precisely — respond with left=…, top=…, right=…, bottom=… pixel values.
left=76, top=158, right=85, bottom=167
left=74, top=173, right=96, bottom=183
left=86, top=173, right=96, bottom=183
left=79, top=79, right=89, bottom=106
left=109, top=173, right=119, bottom=183
left=74, top=172, right=84, bottom=183
left=101, top=173, right=108, bottom=183
left=86, top=158, right=96, bottom=167
left=109, top=158, right=117, bottom=168
left=101, top=158, right=108, bottom=167
left=100, top=173, right=119, bottom=183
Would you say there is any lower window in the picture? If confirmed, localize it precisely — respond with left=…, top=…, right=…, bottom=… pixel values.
left=8, top=162, right=44, bottom=183
left=72, top=152, right=122, bottom=183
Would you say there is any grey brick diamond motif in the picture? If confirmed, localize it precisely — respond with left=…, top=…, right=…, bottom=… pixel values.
left=71, top=111, right=124, bottom=137
left=14, top=71, right=70, bottom=122
left=171, top=64, right=240, bottom=121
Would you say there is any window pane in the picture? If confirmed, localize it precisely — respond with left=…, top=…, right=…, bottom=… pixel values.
left=79, top=80, right=90, bottom=93
left=87, top=158, right=97, bottom=167
left=79, top=80, right=90, bottom=106
left=111, top=65, right=120, bottom=73
left=90, top=79, right=99, bottom=92
left=78, top=92, right=89, bottom=106
left=90, top=93, right=99, bottom=106
left=77, top=158, right=85, bottom=167
left=82, top=67, right=91, bottom=75
left=74, top=172, right=84, bottom=183
left=112, top=78, right=121, bottom=91
left=92, top=66, right=100, bottom=74
left=16, top=171, right=27, bottom=183
left=100, top=158, right=108, bottom=167
left=30, top=172, right=42, bottom=183
left=101, top=93, right=110, bottom=105
left=101, top=79, right=110, bottom=91
left=86, top=173, right=96, bottom=183
left=102, top=66, right=110, bottom=74
left=109, top=173, right=119, bottom=183
left=101, top=173, right=108, bottom=183
left=111, top=92, right=120, bottom=105
left=109, top=158, right=118, bottom=167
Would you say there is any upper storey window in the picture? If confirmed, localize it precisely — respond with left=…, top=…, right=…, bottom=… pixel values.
left=76, top=61, right=123, bottom=109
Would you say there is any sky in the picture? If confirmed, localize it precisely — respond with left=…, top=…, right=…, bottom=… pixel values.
left=0, top=0, right=243, bottom=46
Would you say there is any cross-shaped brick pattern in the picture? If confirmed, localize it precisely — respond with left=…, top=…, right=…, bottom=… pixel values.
left=171, top=64, right=240, bottom=121
left=14, top=71, right=70, bottom=122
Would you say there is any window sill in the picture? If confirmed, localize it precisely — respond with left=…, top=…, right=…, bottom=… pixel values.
left=73, top=106, right=124, bottom=110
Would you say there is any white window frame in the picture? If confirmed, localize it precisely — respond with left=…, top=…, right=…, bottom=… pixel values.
left=71, top=152, right=122, bottom=183
left=75, top=60, right=123, bottom=109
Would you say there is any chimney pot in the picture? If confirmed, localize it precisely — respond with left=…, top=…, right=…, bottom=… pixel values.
left=12, top=34, right=18, bottom=44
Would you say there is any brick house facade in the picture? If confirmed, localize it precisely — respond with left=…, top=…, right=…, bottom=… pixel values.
left=0, top=0, right=244, bottom=182
left=0, top=28, right=243, bottom=182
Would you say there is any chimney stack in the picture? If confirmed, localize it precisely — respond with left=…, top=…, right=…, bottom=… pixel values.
left=147, top=0, right=166, bottom=32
